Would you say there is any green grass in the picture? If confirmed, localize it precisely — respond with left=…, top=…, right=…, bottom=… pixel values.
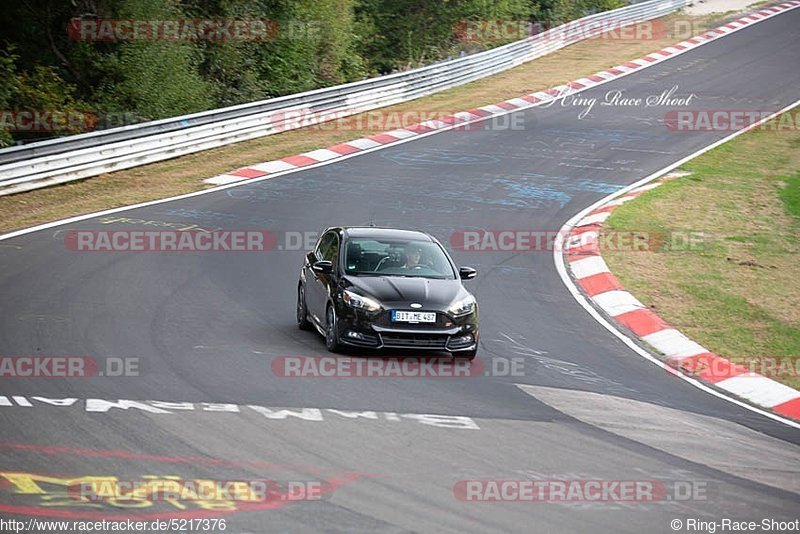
left=778, top=171, right=800, bottom=217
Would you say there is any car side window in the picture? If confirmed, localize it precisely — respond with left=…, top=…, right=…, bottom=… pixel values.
left=316, top=232, right=339, bottom=263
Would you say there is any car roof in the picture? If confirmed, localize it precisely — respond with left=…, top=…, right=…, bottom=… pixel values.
left=340, top=227, right=435, bottom=241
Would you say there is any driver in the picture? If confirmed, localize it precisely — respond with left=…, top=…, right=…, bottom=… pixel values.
left=404, top=245, right=424, bottom=269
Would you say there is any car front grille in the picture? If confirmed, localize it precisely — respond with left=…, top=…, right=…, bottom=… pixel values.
left=379, top=333, right=449, bottom=350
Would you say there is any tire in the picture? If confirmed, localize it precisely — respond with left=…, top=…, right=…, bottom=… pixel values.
left=325, top=305, right=341, bottom=353
left=296, top=284, right=311, bottom=331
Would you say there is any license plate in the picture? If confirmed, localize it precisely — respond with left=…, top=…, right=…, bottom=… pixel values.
left=392, top=310, right=436, bottom=323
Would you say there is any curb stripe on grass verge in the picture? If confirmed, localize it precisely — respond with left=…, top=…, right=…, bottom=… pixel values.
left=556, top=99, right=800, bottom=429
left=204, top=0, right=800, bottom=186
left=565, top=176, right=800, bottom=419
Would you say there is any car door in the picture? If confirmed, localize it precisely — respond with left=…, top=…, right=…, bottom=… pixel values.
left=305, top=230, right=339, bottom=324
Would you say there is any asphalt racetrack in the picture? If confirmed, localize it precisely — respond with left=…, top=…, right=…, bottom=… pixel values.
left=1, top=7, right=799, bottom=533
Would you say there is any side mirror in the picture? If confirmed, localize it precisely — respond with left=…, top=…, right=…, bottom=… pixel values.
left=459, top=266, right=477, bottom=280
left=312, top=260, right=334, bottom=274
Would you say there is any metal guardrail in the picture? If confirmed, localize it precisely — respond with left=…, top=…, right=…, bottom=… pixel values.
left=0, top=0, right=686, bottom=195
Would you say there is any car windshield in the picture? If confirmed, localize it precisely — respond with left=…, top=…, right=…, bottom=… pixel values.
left=344, top=238, right=456, bottom=279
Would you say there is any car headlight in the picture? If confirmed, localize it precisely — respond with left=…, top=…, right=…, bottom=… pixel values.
left=448, top=295, right=476, bottom=317
left=342, top=289, right=381, bottom=312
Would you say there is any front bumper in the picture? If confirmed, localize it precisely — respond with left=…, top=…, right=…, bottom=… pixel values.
left=336, top=307, right=478, bottom=352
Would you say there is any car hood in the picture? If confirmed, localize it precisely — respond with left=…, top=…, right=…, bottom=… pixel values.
left=345, top=276, right=465, bottom=307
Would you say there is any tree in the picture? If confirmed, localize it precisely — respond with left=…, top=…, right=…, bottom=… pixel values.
left=93, top=0, right=213, bottom=119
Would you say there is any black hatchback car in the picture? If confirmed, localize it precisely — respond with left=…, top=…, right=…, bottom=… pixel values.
left=297, top=227, right=479, bottom=359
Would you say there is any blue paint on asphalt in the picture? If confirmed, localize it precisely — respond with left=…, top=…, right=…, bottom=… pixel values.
left=548, top=128, right=670, bottom=143
left=493, top=175, right=622, bottom=208
left=380, top=150, right=500, bottom=166
left=224, top=165, right=623, bottom=210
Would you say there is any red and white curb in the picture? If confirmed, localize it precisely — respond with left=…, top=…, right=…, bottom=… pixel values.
left=205, top=0, right=800, bottom=186
left=564, top=174, right=800, bottom=420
